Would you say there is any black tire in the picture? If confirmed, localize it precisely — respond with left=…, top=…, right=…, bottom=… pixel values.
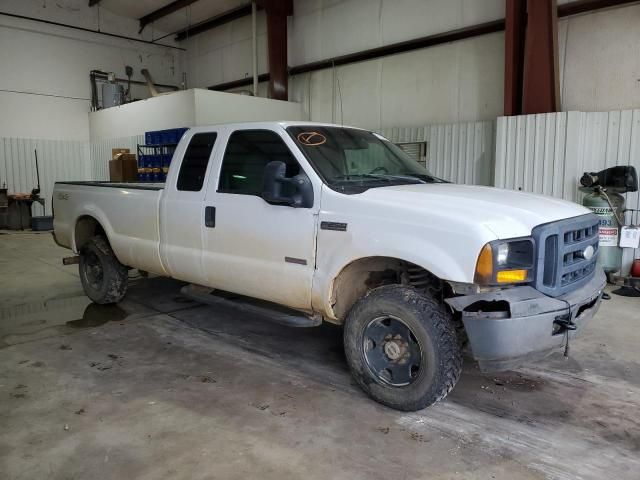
left=343, top=285, right=462, bottom=411
left=79, top=235, right=128, bottom=304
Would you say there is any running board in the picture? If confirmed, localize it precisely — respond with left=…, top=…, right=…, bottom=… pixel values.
left=180, top=285, right=322, bottom=328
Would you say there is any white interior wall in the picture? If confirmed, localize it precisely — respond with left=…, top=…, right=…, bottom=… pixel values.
left=185, top=9, right=269, bottom=90
left=88, top=90, right=196, bottom=140
left=289, top=32, right=505, bottom=131
left=558, top=4, right=640, bottom=112
left=185, top=0, right=506, bottom=127
left=88, top=88, right=303, bottom=140
left=185, top=1, right=640, bottom=128
left=0, top=0, right=184, bottom=141
left=288, top=0, right=504, bottom=66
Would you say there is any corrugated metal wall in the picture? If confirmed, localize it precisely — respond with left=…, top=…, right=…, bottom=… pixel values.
left=0, top=135, right=143, bottom=217
left=89, top=135, right=144, bottom=181
left=495, top=109, right=640, bottom=271
left=0, top=138, right=89, bottom=216
left=380, top=120, right=496, bottom=185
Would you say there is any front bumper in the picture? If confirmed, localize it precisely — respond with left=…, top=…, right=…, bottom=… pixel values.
left=445, top=269, right=606, bottom=372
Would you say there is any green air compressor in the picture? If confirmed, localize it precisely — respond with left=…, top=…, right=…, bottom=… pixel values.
left=580, top=166, right=638, bottom=274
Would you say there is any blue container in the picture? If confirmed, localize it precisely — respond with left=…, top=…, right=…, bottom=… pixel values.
left=145, top=132, right=153, bottom=145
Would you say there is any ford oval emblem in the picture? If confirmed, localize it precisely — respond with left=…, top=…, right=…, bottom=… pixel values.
left=583, top=245, right=595, bottom=260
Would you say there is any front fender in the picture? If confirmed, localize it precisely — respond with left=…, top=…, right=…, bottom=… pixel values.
left=312, top=227, right=491, bottom=321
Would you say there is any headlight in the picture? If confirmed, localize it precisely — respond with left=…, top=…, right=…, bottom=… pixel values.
left=496, top=243, right=509, bottom=266
left=474, top=238, right=535, bottom=285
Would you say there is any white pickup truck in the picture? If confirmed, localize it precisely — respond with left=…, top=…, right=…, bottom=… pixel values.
left=53, top=121, right=605, bottom=411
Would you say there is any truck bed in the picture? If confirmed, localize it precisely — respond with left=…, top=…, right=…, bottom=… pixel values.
left=53, top=181, right=166, bottom=275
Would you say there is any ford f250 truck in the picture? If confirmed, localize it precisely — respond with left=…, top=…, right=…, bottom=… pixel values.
left=53, top=122, right=605, bottom=411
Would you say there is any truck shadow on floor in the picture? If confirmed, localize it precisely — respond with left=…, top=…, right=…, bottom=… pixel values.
left=122, top=277, right=609, bottom=428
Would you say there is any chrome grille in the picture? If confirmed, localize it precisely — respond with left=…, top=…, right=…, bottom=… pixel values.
left=532, top=214, right=600, bottom=297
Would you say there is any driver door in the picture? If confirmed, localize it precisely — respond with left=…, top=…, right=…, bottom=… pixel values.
left=202, top=128, right=320, bottom=310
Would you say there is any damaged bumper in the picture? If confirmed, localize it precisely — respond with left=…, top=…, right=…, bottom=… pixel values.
left=445, top=270, right=606, bottom=372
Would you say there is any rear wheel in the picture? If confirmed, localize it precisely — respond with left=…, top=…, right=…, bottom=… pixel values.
left=79, top=235, right=128, bottom=304
left=343, top=285, right=462, bottom=411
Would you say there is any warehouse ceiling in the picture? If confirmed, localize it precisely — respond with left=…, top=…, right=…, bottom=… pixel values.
left=96, top=0, right=250, bottom=35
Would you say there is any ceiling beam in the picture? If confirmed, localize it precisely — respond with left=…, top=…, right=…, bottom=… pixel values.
left=557, top=0, right=640, bottom=16
left=139, top=0, right=199, bottom=34
left=174, top=3, right=260, bottom=41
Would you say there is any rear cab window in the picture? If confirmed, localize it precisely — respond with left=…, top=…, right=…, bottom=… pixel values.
left=177, top=132, right=218, bottom=191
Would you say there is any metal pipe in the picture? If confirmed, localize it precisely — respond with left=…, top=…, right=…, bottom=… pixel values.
left=252, top=1, right=258, bottom=96
left=62, top=256, right=80, bottom=266
left=140, top=69, right=160, bottom=97
left=0, top=11, right=186, bottom=51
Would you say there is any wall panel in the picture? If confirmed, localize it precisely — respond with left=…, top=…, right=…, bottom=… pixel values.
left=0, top=138, right=89, bottom=216
left=495, top=110, right=640, bottom=272
left=381, top=120, right=495, bottom=185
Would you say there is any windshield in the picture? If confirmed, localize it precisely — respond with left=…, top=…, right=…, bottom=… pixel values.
left=287, top=126, right=445, bottom=192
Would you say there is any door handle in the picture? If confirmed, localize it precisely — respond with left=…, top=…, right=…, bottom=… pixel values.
left=205, top=206, right=216, bottom=228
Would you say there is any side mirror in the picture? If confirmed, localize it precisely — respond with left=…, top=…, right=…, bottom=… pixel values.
left=262, top=161, right=314, bottom=208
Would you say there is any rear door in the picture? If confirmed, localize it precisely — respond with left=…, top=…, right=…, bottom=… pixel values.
left=201, top=127, right=320, bottom=310
left=159, top=129, right=220, bottom=285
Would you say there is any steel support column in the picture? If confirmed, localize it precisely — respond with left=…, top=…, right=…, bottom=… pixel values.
left=522, top=0, right=560, bottom=114
left=504, top=0, right=527, bottom=116
left=259, top=0, right=293, bottom=100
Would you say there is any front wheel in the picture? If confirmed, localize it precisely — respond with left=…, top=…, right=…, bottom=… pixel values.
left=343, top=285, right=462, bottom=411
left=79, top=235, right=128, bottom=304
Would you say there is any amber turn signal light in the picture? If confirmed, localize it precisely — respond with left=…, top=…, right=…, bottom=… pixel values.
left=474, top=243, right=493, bottom=284
left=496, top=269, right=528, bottom=283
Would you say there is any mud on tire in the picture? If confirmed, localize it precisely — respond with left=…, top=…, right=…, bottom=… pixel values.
left=79, top=235, right=128, bottom=304
left=343, top=285, right=463, bottom=411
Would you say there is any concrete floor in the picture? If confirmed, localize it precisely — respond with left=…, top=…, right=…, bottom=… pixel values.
left=1, top=232, right=639, bottom=480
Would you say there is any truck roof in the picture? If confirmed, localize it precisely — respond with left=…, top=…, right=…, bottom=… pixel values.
left=187, top=121, right=370, bottom=133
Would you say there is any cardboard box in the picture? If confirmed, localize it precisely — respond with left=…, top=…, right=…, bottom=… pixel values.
left=109, top=153, right=138, bottom=182
left=111, top=148, right=130, bottom=160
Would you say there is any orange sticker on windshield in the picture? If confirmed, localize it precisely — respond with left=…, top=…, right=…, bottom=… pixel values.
left=297, top=131, right=326, bottom=146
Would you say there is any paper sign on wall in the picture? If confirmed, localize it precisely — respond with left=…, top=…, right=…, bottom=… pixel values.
left=619, top=226, right=640, bottom=249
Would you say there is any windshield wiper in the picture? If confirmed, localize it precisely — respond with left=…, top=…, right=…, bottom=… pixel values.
left=333, top=173, right=390, bottom=181
left=376, top=174, right=427, bottom=184
left=333, top=173, right=425, bottom=184
left=401, top=173, right=447, bottom=183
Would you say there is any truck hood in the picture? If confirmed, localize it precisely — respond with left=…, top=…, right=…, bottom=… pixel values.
left=361, top=183, right=591, bottom=238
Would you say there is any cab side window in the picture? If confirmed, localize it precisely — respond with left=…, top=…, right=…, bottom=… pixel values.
left=176, top=132, right=217, bottom=192
left=218, top=130, right=300, bottom=196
